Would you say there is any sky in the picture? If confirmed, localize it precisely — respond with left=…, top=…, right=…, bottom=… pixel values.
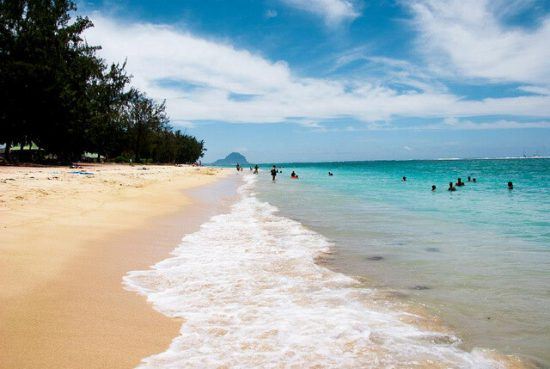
left=80, top=0, right=550, bottom=162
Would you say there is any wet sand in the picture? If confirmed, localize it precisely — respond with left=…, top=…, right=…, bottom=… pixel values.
left=0, top=164, right=234, bottom=369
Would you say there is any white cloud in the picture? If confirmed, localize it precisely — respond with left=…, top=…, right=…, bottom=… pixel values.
left=85, top=15, right=550, bottom=128
left=172, top=120, right=195, bottom=129
left=332, top=52, right=448, bottom=94
left=314, top=118, right=550, bottom=132
left=518, top=85, right=550, bottom=95
left=280, top=0, right=360, bottom=26
left=265, top=9, right=278, bottom=19
left=443, top=116, right=460, bottom=126
left=439, top=118, right=550, bottom=130
left=409, top=0, right=550, bottom=85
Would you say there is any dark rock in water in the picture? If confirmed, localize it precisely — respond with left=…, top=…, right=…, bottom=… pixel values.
left=367, top=256, right=384, bottom=261
left=411, top=285, right=431, bottom=290
left=425, top=247, right=440, bottom=252
left=385, top=291, right=408, bottom=299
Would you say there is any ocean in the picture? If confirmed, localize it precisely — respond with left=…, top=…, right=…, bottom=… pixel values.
left=126, top=158, right=550, bottom=368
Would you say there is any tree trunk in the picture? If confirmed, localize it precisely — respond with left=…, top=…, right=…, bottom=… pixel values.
left=5, top=141, right=11, bottom=162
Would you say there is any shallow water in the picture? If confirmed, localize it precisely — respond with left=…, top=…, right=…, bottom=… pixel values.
left=254, top=159, right=550, bottom=367
left=124, top=171, right=536, bottom=368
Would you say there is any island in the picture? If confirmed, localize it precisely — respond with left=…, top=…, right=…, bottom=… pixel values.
left=212, top=152, right=249, bottom=166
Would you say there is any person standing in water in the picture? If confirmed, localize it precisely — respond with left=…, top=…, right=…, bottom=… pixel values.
left=254, top=165, right=259, bottom=174
left=448, top=182, right=456, bottom=191
left=402, top=176, right=407, bottom=182
left=236, top=163, right=241, bottom=172
left=291, top=171, right=298, bottom=179
left=508, top=181, right=514, bottom=190
left=432, top=185, right=436, bottom=191
left=271, top=166, right=277, bottom=182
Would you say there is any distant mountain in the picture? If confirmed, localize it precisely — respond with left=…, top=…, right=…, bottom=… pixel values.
left=212, top=152, right=249, bottom=166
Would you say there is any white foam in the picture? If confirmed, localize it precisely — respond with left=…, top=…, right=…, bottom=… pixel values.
left=124, top=174, right=506, bottom=369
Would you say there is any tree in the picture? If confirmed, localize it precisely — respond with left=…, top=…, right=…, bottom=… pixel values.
left=0, top=0, right=206, bottom=164
left=86, top=62, right=132, bottom=159
left=0, top=0, right=100, bottom=161
left=124, top=91, right=169, bottom=162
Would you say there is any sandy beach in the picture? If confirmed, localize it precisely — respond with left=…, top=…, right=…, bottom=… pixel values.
left=0, top=164, right=232, bottom=369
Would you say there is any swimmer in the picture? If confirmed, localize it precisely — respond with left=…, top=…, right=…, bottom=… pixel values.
left=473, top=178, right=477, bottom=183
left=456, top=178, right=465, bottom=186
left=432, top=185, right=436, bottom=191
left=508, top=181, right=513, bottom=190
left=468, top=176, right=471, bottom=182
left=448, top=182, right=456, bottom=191
left=402, top=176, right=407, bottom=182
left=328, top=171, right=334, bottom=176
left=270, top=166, right=277, bottom=182
left=254, top=165, right=259, bottom=174
left=291, top=171, right=299, bottom=179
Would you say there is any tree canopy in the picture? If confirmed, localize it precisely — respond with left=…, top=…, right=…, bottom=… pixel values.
left=0, top=0, right=205, bottom=163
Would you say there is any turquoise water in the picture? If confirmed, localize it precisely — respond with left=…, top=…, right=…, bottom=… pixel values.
left=253, top=159, right=550, bottom=367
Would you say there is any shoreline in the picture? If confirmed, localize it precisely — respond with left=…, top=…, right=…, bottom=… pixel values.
left=122, top=173, right=528, bottom=369
left=1, top=164, right=540, bottom=368
left=0, top=164, right=235, bottom=369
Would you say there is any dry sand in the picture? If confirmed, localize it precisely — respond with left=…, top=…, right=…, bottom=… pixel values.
left=0, top=164, right=233, bottom=369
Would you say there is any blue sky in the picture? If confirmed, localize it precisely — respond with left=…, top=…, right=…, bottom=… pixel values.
left=80, top=0, right=550, bottom=162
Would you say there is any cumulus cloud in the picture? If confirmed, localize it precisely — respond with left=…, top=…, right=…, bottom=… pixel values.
left=279, top=0, right=360, bottom=26
left=409, top=0, right=550, bottom=85
left=84, top=15, right=550, bottom=127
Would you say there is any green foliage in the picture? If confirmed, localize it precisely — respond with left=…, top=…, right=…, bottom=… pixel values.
left=0, top=0, right=205, bottom=164
left=114, top=155, right=130, bottom=163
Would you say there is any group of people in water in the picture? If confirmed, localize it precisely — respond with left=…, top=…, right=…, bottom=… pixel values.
left=236, top=164, right=307, bottom=182
left=419, top=175, right=511, bottom=192
left=236, top=163, right=260, bottom=174
left=237, top=164, right=515, bottom=190
left=267, top=165, right=331, bottom=181
left=445, top=177, right=471, bottom=191
left=447, top=177, right=512, bottom=191
left=400, top=173, right=513, bottom=191
left=269, top=165, right=299, bottom=181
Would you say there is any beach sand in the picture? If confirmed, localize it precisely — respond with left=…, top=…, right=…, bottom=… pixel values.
left=0, top=164, right=232, bottom=369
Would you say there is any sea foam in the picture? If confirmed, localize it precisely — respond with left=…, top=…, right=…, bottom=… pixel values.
left=124, top=174, right=506, bottom=368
